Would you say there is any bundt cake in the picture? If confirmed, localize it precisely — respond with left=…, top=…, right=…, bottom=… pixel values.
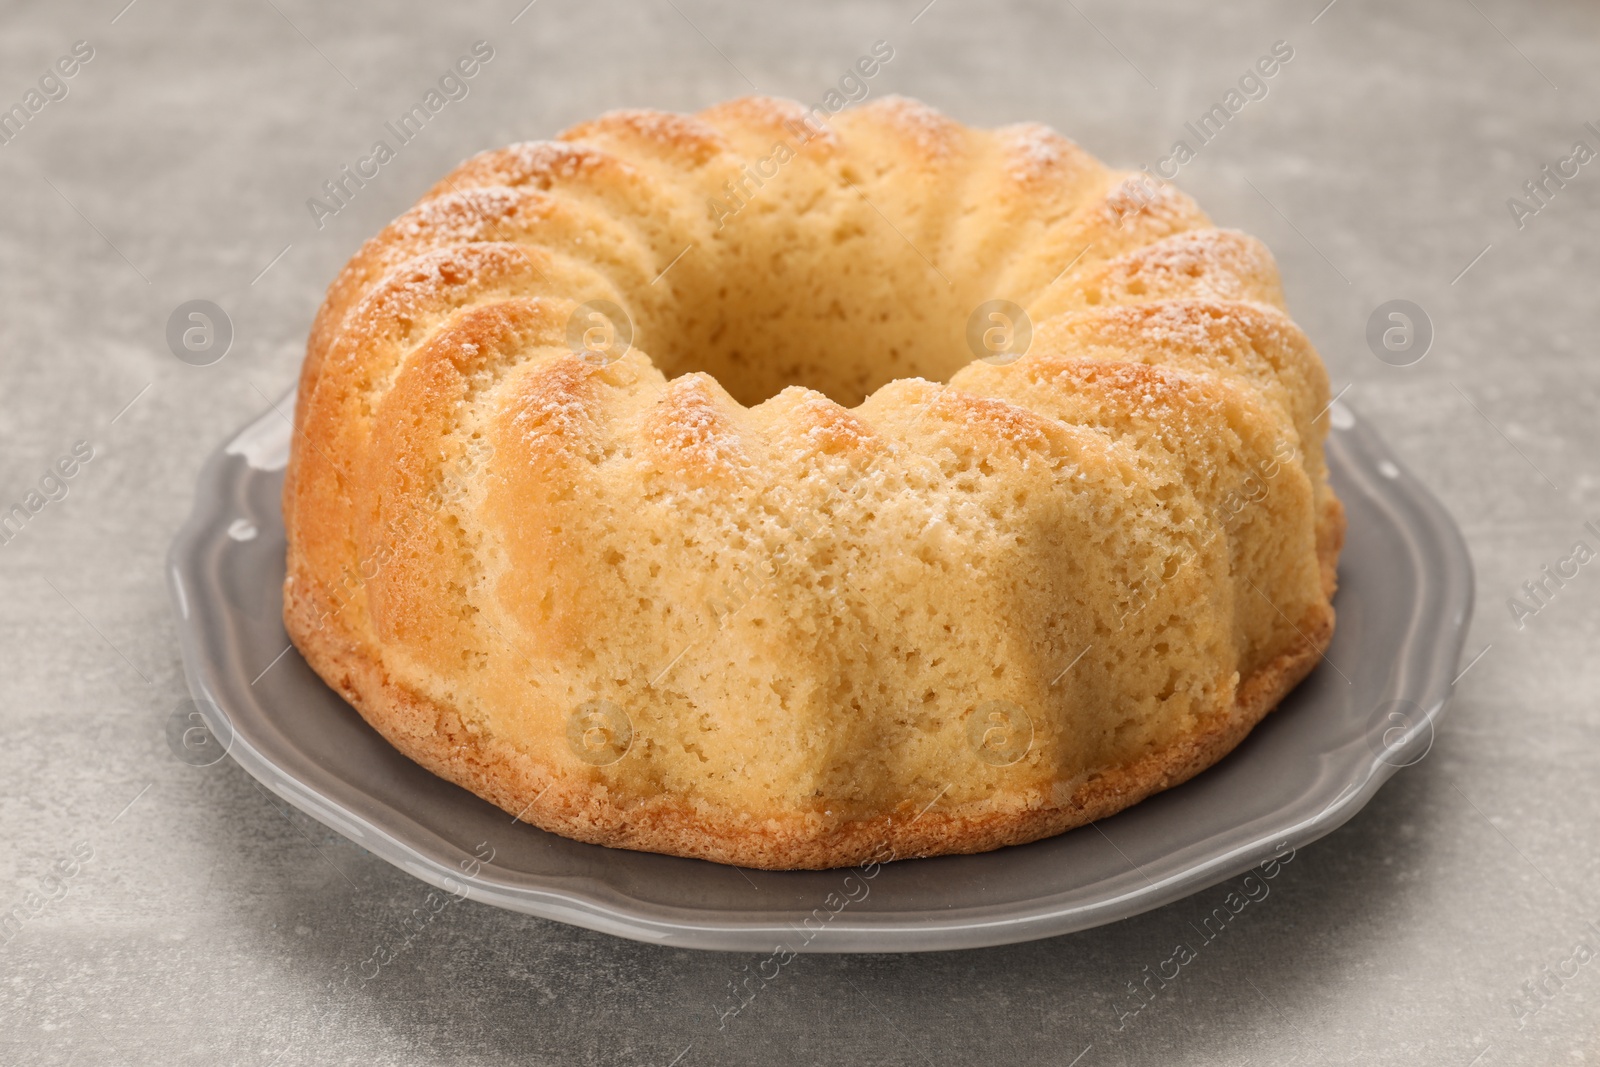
left=282, top=95, right=1343, bottom=870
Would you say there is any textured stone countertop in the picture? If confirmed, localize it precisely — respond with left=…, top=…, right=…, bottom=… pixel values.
left=2, top=0, right=1597, bottom=1063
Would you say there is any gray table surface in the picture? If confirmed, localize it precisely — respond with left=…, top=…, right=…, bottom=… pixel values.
left=3, top=0, right=1597, bottom=1063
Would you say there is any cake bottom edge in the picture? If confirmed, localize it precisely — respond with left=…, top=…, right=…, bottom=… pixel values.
left=281, top=509, right=1342, bottom=871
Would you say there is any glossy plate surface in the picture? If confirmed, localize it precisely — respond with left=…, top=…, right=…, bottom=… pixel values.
left=168, top=395, right=1473, bottom=952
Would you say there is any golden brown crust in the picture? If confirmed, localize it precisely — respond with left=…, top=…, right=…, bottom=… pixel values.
left=283, top=94, right=1344, bottom=870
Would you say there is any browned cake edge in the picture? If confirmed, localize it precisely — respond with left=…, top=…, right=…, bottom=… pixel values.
left=281, top=496, right=1344, bottom=871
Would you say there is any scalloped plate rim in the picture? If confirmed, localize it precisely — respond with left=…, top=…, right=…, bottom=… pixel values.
left=167, top=393, right=1473, bottom=953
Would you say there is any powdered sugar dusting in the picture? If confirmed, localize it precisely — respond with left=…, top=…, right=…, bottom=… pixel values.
left=1096, top=229, right=1275, bottom=303
left=1061, top=299, right=1296, bottom=363
left=347, top=244, right=529, bottom=345
left=510, top=360, right=601, bottom=447
left=647, top=376, right=748, bottom=470
left=568, top=108, right=729, bottom=166
left=479, top=141, right=615, bottom=186
left=863, top=94, right=957, bottom=158
left=706, top=96, right=844, bottom=150
left=391, top=187, right=526, bottom=243
left=789, top=389, right=874, bottom=454
left=1103, top=301, right=1237, bottom=354
left=999, top=122, right=1071, bottom=183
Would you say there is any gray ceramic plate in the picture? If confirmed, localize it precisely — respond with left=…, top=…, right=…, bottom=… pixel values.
left=168, top=393, right=1473, bottom=953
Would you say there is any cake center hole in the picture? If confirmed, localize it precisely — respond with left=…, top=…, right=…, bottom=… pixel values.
left=641, top=231, right=982, bottom=409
